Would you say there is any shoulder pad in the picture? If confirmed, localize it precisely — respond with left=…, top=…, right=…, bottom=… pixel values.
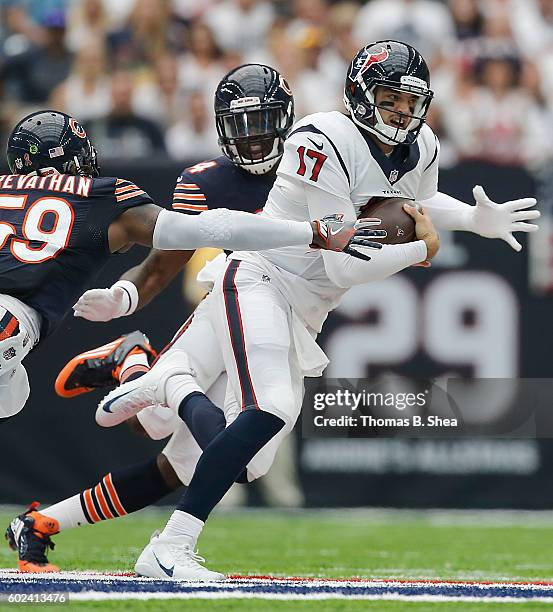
left=172, top=158, right=225, bottom=213
left=277, top=112, right=353, bottom=197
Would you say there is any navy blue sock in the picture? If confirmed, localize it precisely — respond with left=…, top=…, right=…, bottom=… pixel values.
left=80, top=457, right=173, bottom=523
left=178, top=392, right=226, bottom=449
left=176, top=410, right=285, bottom=521
left=110, top=457, right=174, bottom=513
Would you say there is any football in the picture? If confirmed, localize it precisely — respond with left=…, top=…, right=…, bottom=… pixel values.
left=359, top=197, right=418, bottom=245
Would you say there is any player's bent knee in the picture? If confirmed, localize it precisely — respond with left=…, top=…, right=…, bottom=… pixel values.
left=260, top=386, right=297, bottom=429
left=157, top=453, right=184, bottom=491
left=0, top=364, right=30, bottom=419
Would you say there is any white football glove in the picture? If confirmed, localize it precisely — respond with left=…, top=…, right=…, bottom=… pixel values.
left=470, top=185, right=540, bottom=252
left=73, top=280, right=139, bottom=322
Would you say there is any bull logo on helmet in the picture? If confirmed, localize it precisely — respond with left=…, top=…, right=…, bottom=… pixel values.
left=350, top=46, right=390, bottom=81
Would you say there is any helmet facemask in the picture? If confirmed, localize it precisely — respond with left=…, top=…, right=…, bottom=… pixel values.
left=345, top=75, right=433, bottom=146
left=216, top=98, right=293, bottom=174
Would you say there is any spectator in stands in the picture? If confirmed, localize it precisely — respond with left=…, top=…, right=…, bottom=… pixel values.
left=65, top=0, right=109, bottom=53
left=442, top=54, right=552, bottom=169
left=86, top=70, right=166, bottom=159
left=134, top=53, right=184, bottom=127
left=245, top=20, right=299, bottom=85
left=352, top=0, right=455, bottom=68
left=177, top=22, right=226, bottom=113
left=288, top=0, right=330, bottom=31
left=205, top=0, right=275, bottom=56
left=318, top=2, right=358, bottom=90
left=50, top=37, right=110, bottom=122
left=165, top=90, right=220, bottom=160
left=108, top=0, right=170, bottom=70
left=1, top=0, right=553, bottom=171
left=291, top=26, right=341, bottom=117
left=2, top=8, right=72, bottom=103
left=0, top=1, right=45, bottom=52
left=448, top=0, right=484, bottom=40
left=509, top=0, right=553, bottom=57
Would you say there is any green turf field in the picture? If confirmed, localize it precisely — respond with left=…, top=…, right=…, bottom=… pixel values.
left=1, top=508, right=553, bottom=610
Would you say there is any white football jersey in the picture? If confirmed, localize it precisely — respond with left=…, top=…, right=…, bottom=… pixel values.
left=231, top=111, right=439, bottom=332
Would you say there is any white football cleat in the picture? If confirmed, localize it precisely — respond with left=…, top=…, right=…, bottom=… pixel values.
left=135, top=531, right=225, bottom=581
left=96, top=350, right=196, bottom=427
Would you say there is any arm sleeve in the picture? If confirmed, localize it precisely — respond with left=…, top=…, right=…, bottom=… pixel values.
left=321, top=243, right=427, bottom=288
left=420, top=191, right=474, bottom=232
left=152, top=208, right=313, bottom=251
left=302, top=182, right=427, bottom=288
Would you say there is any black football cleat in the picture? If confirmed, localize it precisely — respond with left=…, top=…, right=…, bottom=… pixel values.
left=55, top=331, right=157, bottom=398
left=6, top=501, right=60, bottom=573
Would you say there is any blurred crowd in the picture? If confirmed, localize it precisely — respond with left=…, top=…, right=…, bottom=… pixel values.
left=1, top=0, right=553, bottom=170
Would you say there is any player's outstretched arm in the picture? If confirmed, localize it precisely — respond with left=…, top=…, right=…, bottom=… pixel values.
left=109, top=202, right=374, bottom=254
left=73, top=249, right=193, bottom=322
left=73, top=205, right=192, bottom=321
left=420, top=187, right=540, bottom=251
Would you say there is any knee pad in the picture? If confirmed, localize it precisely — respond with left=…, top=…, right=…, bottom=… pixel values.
left=0, top=364, right=29, bottom=418
left=260, top=386, right=297, bottom=430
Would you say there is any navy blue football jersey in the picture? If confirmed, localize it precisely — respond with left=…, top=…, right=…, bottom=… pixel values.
left=0, top=173, right=153, bottom=337
left=172, top=156, right=275, bottom=215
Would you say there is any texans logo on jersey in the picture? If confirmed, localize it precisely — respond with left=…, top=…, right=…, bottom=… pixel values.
left=349, top=46, right=389, bottom=81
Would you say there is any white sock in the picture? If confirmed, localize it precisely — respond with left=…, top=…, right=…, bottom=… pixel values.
left=119, top=350, right=150, bottom=383
left=165, top=374, right=202, bottom=411
left=162, top=510, right=204, bottom=548
left=42, top=494, right=87, bottom=530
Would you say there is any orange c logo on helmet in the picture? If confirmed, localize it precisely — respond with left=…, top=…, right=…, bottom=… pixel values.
left=69, top=118, right=87, bottom=138
left=279, top=75, right=293, bottom=96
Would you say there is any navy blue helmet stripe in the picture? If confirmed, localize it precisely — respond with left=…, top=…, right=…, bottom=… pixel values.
left=423, top=137, right=439, bottom=172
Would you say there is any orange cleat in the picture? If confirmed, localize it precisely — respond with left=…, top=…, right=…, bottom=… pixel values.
left=6, top=502, right=60, bottom=573
left=55, top=331, right=157, bottom=398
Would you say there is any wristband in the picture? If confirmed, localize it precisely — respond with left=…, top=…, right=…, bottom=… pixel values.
left=112, top=280, right=139, bottom=316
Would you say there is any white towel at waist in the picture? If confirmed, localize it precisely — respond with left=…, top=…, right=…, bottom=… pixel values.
left=291, top=311, right=329, bottom=377
left=196, top=252, right=228, bottom=291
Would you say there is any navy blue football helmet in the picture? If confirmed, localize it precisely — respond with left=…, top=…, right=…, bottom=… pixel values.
left=7, top=110, right=99, bottom=177
left=214, top=64, right=295, bottom=174
left=344, top=40, right=433, bottom=145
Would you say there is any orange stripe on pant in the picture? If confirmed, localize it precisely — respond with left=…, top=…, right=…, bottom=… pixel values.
left=103, top=473, right=127, bottom=516
left=0, top=316, right=18, bottom=341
